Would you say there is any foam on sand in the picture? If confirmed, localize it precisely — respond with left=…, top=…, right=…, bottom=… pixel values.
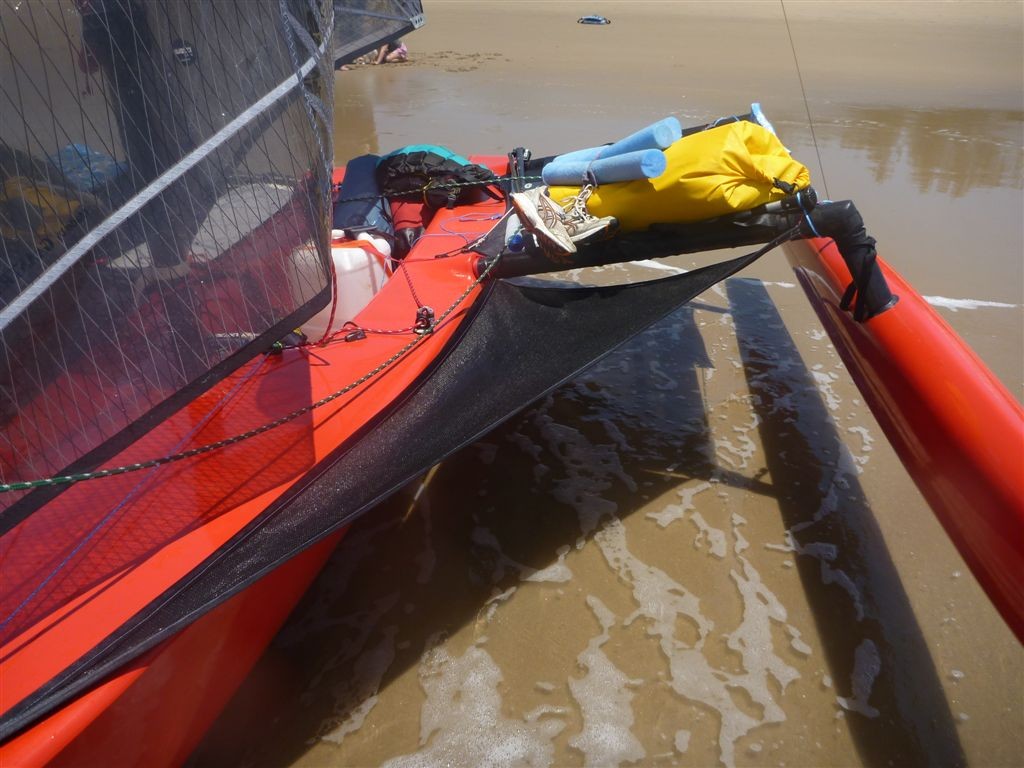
left=924, top=296, right=1017, bottom=312
left=568, top=596, right=645, bottom=766
left=382, top=644, right=564, bottom=768
left=836, top=639, right=881, bottom=718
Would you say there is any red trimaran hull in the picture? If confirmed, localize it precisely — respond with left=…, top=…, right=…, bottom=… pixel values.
left=2, top=162, right=1021, bottom=767
left=0, top=533, right=342, bottom=766
left=786, top=238, right=1024, bottom=639
left=0, top=161, right=505, bottom=765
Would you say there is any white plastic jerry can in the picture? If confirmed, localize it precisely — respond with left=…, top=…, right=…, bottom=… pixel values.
left=292, top=230, right=391, bottom=342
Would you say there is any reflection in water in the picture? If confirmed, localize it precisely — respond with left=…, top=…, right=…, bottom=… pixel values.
left=333, top=72, right=379, bottom=163
left=814, top=107, right=1023, bottom=198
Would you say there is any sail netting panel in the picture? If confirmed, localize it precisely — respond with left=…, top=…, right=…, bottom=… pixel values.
left=332, top=0, right=424, bottom=66
left=0, top=0, right=334, bottom=506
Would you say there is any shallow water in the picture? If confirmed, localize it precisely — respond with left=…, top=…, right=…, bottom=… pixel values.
left=192, top=3, right=1023, bottom=766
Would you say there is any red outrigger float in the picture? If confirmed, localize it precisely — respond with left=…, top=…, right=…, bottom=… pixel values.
left=786, top=237, right=1024, bottom=640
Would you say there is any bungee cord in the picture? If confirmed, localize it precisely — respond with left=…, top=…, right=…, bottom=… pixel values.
left=0, top=238, right=503, bottom=495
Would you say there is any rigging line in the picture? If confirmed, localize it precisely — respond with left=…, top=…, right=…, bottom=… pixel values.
left=780, top=0, right=830, bottom=200
left=336, top=176, right=543, bottom=206
left=0, top=251, right=504, bottom=495
left=0, top=354, right=270, bottom=633
left=0, top=29, right=331, bottom=333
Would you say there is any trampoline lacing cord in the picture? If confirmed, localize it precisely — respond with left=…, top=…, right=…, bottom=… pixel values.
left=335, top=174, right=542, bottom=205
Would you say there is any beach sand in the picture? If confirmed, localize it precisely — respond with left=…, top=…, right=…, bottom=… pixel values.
left=193, top=3, right=1023, bottom=766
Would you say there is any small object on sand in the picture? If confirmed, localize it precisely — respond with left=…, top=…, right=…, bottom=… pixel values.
left=578, top=15, right=611, bottom=25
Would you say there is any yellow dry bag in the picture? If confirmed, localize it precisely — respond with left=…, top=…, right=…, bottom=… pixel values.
left=0, top=176, right=82, bottom=250
left=548, top=121, right=810, bottom=232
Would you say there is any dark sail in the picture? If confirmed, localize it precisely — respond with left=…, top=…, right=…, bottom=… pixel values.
left=332, top=0, right=424, bottom=66
left=0, top=0, right=335, bottom=509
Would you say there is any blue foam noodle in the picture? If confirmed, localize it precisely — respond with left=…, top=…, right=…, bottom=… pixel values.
left=542, top=149, right=667, bottom=186
left=553, top=116, right=682, bottom=165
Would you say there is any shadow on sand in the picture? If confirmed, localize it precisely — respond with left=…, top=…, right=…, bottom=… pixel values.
left=191, top=282, right=963, bottom=768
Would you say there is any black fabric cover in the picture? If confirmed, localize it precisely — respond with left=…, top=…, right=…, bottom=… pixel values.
left=375, top=150, right=497, bottom=209
left=333, top=153, right=393, bottom=242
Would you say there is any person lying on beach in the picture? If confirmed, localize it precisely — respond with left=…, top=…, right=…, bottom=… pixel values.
left=374, top=39, right=408, bottom=64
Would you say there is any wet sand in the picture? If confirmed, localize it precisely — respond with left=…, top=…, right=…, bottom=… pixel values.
left=193, top=2, right=1023, bottom=766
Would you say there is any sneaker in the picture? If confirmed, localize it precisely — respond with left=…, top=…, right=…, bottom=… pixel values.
left=565, top=214, right=618, bottom=246
left=510, top=188, right=576, bottom=256
left=557, top=184, right=617, bottom=246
